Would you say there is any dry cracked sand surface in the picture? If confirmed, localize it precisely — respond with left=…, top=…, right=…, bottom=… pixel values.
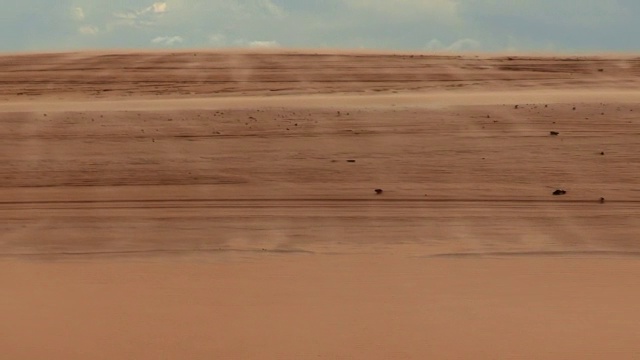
left=1, top=51, right=640, bottom=359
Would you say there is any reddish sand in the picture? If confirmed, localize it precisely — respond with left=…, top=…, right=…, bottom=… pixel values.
left=1, top=51, right=640, bottom=359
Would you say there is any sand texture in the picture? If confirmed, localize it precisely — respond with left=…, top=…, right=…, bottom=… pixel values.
left=1, top=51, right=640, bottom=359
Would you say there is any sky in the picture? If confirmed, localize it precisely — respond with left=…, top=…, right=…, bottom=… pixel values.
left=0, top=0, right=638, bottom=53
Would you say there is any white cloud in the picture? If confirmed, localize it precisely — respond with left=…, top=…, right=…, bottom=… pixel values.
left=425, top=39, right=444, bottom=51
left=114, top=12, right=137, bottom=20
left=138, top=2, right=168, bottom=16
left=259, top=0, right=286, bottom=18
left=114, top=3, right=167, bottom=19
left=151, top=35, right=184, bottom=45
left=447, top=38, right=481, bottom=51
left=248, top=40, right=280, bottom=48
left=112, top=2, right=167, bottom=28
left=78, top=25, right=99, bottom=35
left=425, top=38, right=481, bottom=52
left=152, top=2, right=168, bottom=14
left=208, top=34, right=227, bottom=46
left=71, top=7, right=85, bottom=21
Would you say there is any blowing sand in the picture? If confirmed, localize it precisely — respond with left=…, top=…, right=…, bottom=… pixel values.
left=1, top=51, right=640, bottom=359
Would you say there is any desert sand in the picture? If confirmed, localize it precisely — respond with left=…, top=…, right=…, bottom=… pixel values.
left=1, top=51, right=640, bottom=359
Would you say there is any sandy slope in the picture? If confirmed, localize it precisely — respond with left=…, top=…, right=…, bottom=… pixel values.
left=1, top=51, right=640, bottom=359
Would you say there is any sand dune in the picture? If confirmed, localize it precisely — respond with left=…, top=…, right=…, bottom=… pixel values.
left=1, top=51, right=640, bottom=359
left=1, top=51, right=639, bottom=100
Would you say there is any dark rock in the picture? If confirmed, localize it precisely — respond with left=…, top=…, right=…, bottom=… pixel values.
left=552, top=189, right=567, bottom=196
left=347, top=160, right=356, bottom=163
left=374, top=189, right=384, bottom=195
left=600, top=197, right=605, bottom=204
left=550, top=131, right=560, bottom=136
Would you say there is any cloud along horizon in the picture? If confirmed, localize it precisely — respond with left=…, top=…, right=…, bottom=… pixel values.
left=1, top=0, right=638, bottom=52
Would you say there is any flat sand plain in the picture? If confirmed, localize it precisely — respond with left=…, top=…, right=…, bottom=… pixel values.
left=1, top=51, right=640, bottom=359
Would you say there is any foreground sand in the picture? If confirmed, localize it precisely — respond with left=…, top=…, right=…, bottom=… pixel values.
left=4, top=257, right=640, bottom=359
left=1, top=51, right=640, bottom=359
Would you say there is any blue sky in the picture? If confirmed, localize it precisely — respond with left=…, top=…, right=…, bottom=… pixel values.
left=1, top=0, right=638, bottom=52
